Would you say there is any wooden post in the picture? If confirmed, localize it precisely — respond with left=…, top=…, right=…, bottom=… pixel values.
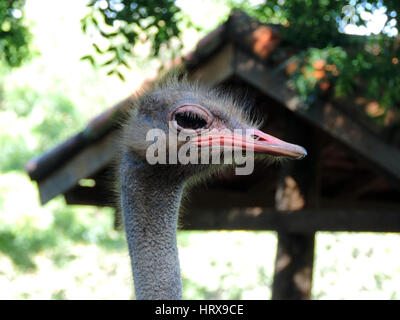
left=272, top=120, right=321, bottom=300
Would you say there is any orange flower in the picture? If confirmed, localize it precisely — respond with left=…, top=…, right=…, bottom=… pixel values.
left=312, top=59, right=325, bottom=70
left=313, top=69, right=326, bottom=80
left=366, top=101, right=385, bottom=117
left=252, top=26, right=280, bottom=59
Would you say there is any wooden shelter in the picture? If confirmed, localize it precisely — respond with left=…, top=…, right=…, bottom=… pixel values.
left=27, top=11, right=400, bottom=299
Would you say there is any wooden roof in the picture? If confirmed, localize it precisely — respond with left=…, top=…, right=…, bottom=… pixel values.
left=26, top=11, right=400, bottom=230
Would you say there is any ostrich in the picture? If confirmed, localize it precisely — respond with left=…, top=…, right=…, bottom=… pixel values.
left=118, top=75, right=307, bottom=300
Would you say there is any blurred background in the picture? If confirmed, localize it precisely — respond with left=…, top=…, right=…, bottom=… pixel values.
left=1, top=0, right=400, bottom=299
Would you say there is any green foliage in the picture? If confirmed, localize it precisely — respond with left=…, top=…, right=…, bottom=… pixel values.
left=81, top=0, right=185, bottom=80
left=0, top=84, right=84, bottom=172
left=233, top=0, right=400, bottom=120
left=0, top=196, right=124, bottom=271
left=236, top=0, right=352, bottom=48
left=32, top=94, right=83, bottom=151
left=52, top=205, right=126, bottom=250
left=3, top=85, right=39, bottom=117
left=288, top=46, right=348, bottom=105
left=0, top=133, right=34, bottom=172
left=0, top=223, right=58, bottom=270
left=0, top=0, right=31, bottom=68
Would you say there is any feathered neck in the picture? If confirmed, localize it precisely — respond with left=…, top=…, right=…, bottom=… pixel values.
left=119, top=152, right=185, bottom=299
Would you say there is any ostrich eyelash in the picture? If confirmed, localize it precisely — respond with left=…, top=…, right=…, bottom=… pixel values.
left=175, top=112, right=208, bottom=130
left=170, top=104, right=213, bottom=131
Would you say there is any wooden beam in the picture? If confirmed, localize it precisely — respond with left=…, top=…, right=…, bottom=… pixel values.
left=182, top=186, right=275, bottom=210
left=189, top=43, right=235, bottom=85
left=37, top=133, right=118, bottom=204
left=64, top=185, right=114, bottom=207
left=234, top=48, right=400, bottom=189
left=180, top=206, right=400, bottom=233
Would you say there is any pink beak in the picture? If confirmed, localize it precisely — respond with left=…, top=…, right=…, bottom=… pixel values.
left=192, top=128, right=307, bottom=160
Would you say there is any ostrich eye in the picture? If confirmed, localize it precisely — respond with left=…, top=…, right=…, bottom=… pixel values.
left=175, top=112, right=207, bottom=130
left=170, top=105, right=213, bottom=131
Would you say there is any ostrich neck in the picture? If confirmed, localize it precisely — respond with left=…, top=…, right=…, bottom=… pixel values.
left=120, top=152, right=185, bottom=300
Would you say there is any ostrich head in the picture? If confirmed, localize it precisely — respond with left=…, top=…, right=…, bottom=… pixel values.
left=121, top=75, right=306, bottom=176
left=119, top=74, right=307, bottom=300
